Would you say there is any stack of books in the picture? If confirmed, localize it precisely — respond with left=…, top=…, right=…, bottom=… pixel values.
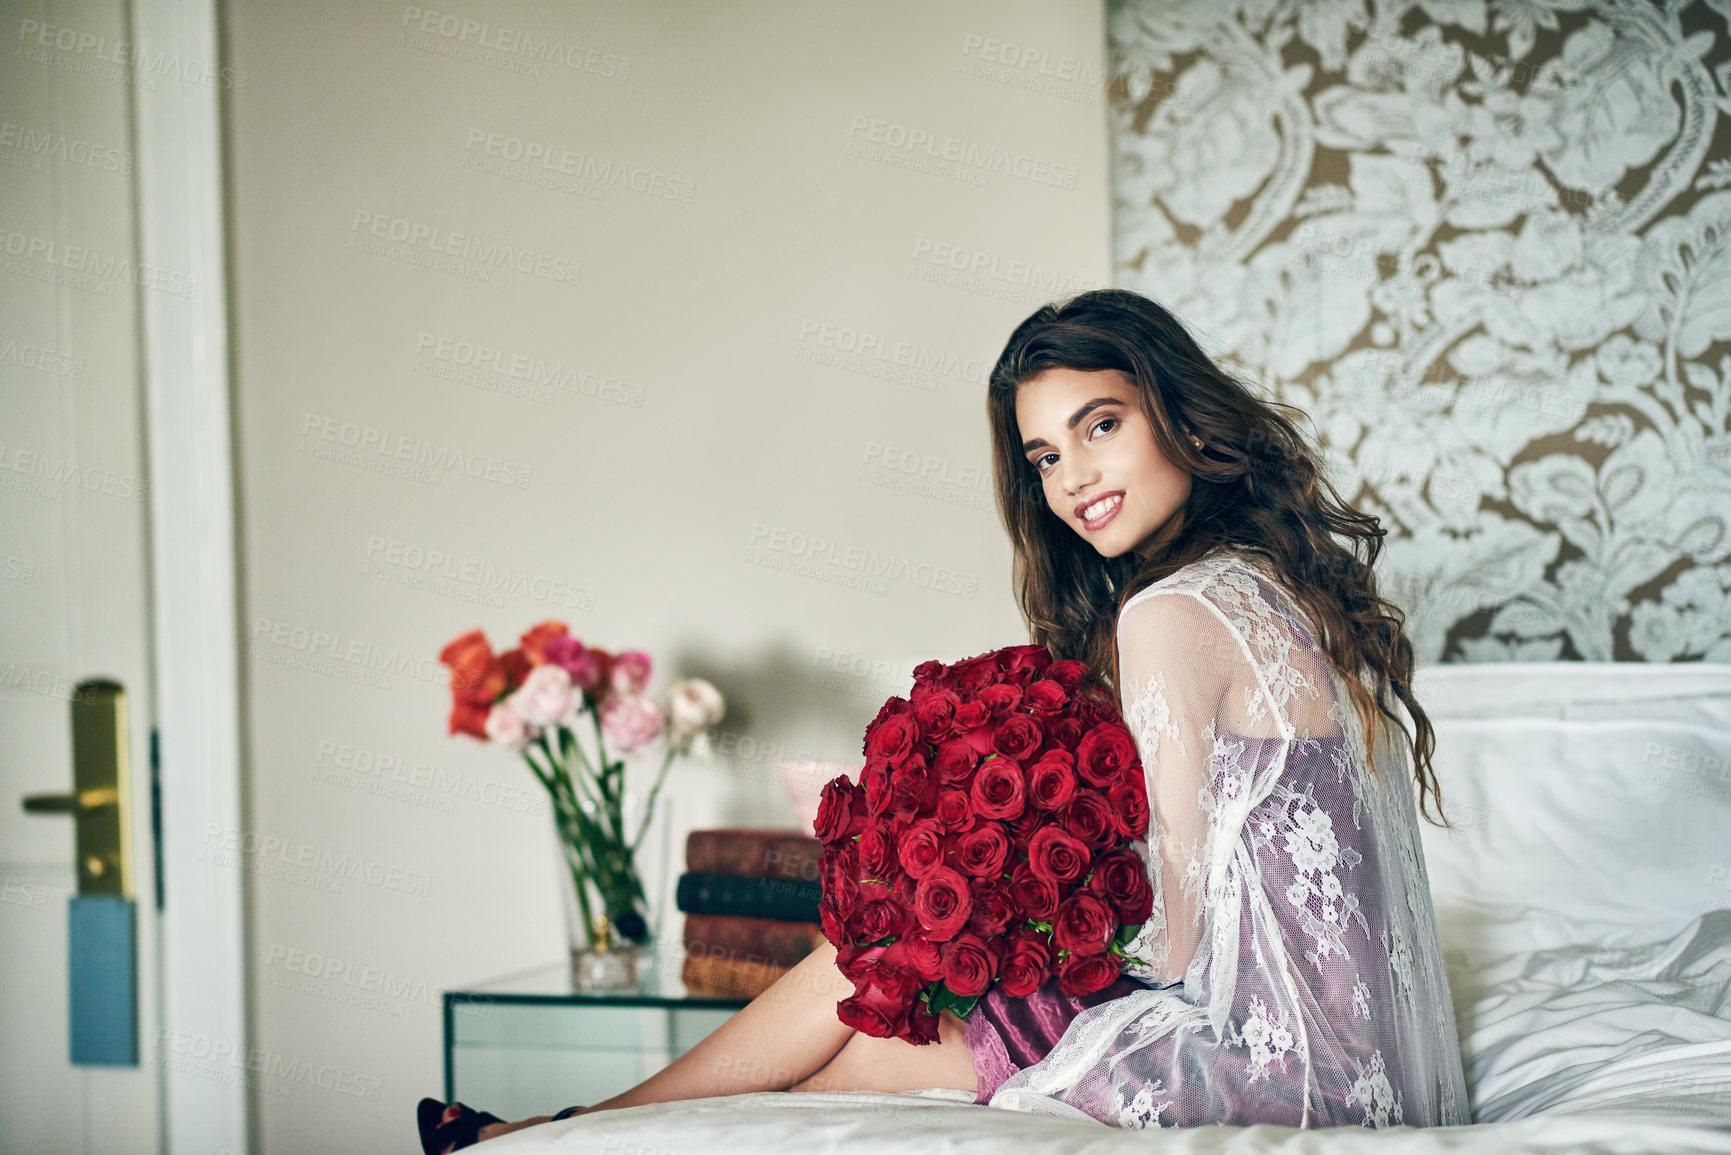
left=676, top=828, right=825, bottom=998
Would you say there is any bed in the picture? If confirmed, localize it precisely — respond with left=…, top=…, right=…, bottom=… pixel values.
left=483, top=662, right=1731, bottom=1153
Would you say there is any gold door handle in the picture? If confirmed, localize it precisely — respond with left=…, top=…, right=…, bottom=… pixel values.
left=17, top=679, right=131, bottom=897
left=22, top=788, right=120, bottom=814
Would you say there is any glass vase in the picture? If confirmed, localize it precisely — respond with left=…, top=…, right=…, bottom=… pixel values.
left=555, top=842, right=645, bottom=992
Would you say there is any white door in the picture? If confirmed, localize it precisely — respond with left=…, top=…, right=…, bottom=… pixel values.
left=2, top=0, right=163, bottom=1149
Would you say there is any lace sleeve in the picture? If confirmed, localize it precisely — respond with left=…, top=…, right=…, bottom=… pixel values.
left=1115, top=590, right=1236, bottom=986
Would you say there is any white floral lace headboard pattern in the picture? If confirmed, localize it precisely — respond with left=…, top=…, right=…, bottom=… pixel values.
left=1107, top=0, right=1731, bottom=662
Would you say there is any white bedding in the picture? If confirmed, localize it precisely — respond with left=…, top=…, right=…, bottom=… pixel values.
left=476, top=664, right=1731, bottom=1153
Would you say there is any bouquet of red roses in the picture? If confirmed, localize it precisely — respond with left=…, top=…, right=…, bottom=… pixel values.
left=813, top=643, right=1155, bottom=1045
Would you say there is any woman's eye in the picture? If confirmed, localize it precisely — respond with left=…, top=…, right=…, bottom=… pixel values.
left=1092, top=417, right=1118, bottom=437
left=1033, top=452, right=1057, bottom=473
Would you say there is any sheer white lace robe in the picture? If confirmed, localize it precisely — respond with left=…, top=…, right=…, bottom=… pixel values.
left=987, top=551, right=1472, bottom=1130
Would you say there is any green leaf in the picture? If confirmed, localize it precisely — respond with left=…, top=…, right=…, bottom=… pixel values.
left=947, top=995, right=979, bottom=1018
left=1115, top=923, right=1143, bottom=945
left=927, top=984, right=957, bottom=1014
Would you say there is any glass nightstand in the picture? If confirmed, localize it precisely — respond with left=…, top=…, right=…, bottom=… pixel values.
left=442, top=950, right=749, bottom=1121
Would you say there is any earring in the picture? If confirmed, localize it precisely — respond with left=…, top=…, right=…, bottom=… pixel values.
left=1189, top=433, right=1204, bottom=450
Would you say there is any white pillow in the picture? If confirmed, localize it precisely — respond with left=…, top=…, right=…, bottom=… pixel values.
left=1413, top=663, right=1731, bottom=956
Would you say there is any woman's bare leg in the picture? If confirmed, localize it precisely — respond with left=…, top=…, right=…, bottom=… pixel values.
left=589, top=939, right=858, bottom=1107
left=789, top=1001, right=975, bottom=1094
left=474, top=940, right=977, bottom=1144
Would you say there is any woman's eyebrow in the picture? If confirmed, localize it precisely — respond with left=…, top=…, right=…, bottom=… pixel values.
left=1021, top=397, right=1124, bottom=452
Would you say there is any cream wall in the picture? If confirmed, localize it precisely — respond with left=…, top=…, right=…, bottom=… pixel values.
left=222, top=2, right=1108, bottom=1150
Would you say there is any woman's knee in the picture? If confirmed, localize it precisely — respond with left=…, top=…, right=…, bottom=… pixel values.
left=795, top=1010, right=976, bottom=1095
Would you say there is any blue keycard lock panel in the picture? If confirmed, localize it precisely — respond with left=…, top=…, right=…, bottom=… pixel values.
left=69, top=895, right=138, bottom=1066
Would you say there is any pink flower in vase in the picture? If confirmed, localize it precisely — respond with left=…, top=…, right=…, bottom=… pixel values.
left=668, top=677, right=726, bottom=744
left=511, top=663, right=574, bottom=727
left=484, top=702, right=532, bottom=751
left=543, top=635, right=608, bottom=699
left=609, top=650, right=653, bottom=696
left=599, top=693, right=664, bottom=753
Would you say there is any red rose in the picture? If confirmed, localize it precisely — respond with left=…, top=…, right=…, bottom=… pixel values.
left=1027, top=752, right=1078, bottom=811
left=820, top=844, right=859, bottom=912
left=1076, top=723, right=1137, bottom=788
left=870, top=951, right=922, bottom=994
left=858, top=896, right=906, bottom=942
left=1023, top=678, right=1070, bottom=715
left=992, top=714, right=1043, bottom=761
left=868, top=694, right=913, bottom=729
left=838, top=959, right=922, bottom=1037
left=997, top=930, right=1052, bottom=997
left=965, top=878, right=1016, bottom=937
left=818, top=895, right=848, bottom=945
left=911, top=686, right=961, bottom=740
left=1009, top=861, right=1060, bottom=921
left=518, top=620, right=569, bottom=666
left=1109, top=779, right=1150, bottom=839
left=896, top=818, right=945, bottom=879
left=954, top=823, right=1011, bottom=878
left=1052, top=893, right=1114, bottom=955
left=836, top=994, right=895, bottom=1037
left=932, top=740, right=980, bottom=786
left=834, top=940, right=867, bottom=977
left=439, top=629, right=502, bottom=701
left=1059, top=793, right=1118, bottom=850
left=1089, top=847, right=1154, bottom=923
left=978, top=682, right=1023, bottom=716
left=448, top=696, right=490, bottom=739
left=934, top=788, right=977, bottom=834
left=913, top=867, right=972, bottom=941
left=1045, top=659, right=1090, bottom=689
left=912, top=659, right=945, bottom=686
left=905, top=1000, right=941, bottom=1045
left=865, top=712, right=918, bottom=769
left=1075, top=695, right=1117, bottom=728
left=1027, top=826, right=1089, bottom=885
left=890, top=753, right=937, bottom=814
left=861, top=766, right=893, bottom=817
left=1047, top=716, right=1087, bottom=749
left=892, top=932, right=943, bottom=983
left=999, top=645, right=1052, bottom=684
left=1008, top=804, right=1045, bottom=844
left=815, top=777, right=864, bottom=845
left=497, top=648, right=531, bottom=696
left=970, top=758, right=1026, bottom=821
left=858, top=824, right=899, bottom=879
left=953, top=701, right=993, bottom=751
left=939, top=933, right=996, bottom=998
left=1057, top=950, right=1119, bottom=997
left=948, top=655, right=1001, bottom=692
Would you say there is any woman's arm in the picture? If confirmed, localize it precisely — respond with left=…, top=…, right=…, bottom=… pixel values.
left=1115, top=591, right=1235, bottom=985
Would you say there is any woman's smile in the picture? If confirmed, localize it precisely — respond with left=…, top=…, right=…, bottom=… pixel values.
left=1077, top=492, right=1124, bottom=530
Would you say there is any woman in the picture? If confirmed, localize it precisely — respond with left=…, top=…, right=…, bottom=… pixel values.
left=420, top=289, right=1471, bottom=1151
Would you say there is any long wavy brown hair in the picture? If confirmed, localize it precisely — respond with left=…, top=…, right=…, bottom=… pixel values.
left=986, top=288, right=1449, bottom=827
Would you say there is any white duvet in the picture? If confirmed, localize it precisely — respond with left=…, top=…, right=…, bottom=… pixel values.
left=477, top=663, right=1731, bottom=1153
left=481, top=907, right=1731, bottom=1154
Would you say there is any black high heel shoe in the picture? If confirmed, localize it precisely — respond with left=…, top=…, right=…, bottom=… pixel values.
left=416, top=1097, right=585, bottom=1153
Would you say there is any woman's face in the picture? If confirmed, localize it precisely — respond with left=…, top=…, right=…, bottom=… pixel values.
left=1016, top=367, right=1191, bottom=559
